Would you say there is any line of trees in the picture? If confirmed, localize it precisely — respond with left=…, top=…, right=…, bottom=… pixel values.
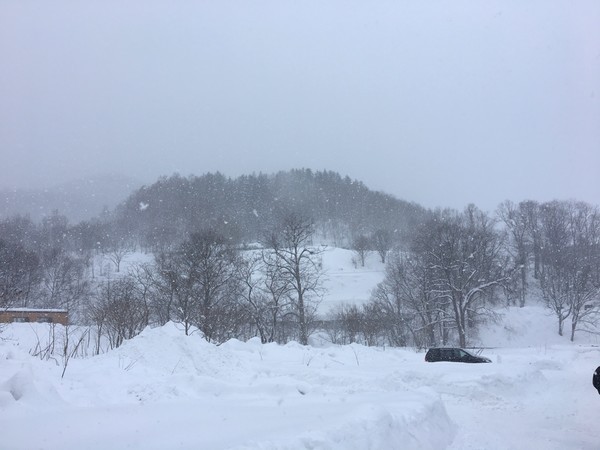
left=537, top=201, right=600, bottom=340
left=0, top=214, right=92, bottom=318
left=2, top=172, right=599, bottom=349
left=329, top=201, right=600, bottom=346
left=0, top=212, right=326, bottom=350
left=351, top=229, right=394, bottom=267
left=83, top=213, right=325, bottom=350
left=329, top=206, right=509, bottom=347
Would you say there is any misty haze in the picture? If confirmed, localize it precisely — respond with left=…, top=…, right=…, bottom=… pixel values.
left=1, top=0, right=599, bottom=211
left=1, top=1, right=599, bottom=449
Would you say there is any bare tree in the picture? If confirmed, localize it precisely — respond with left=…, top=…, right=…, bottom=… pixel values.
left=372, top=251, right=449, bottom=348
left=326, top=303, right=387, bottom=347
left=372, top=229, right=393, bottom=263
left=155, top=230, right=241, bottom=342
left=154, top=246, right=199, bottom=335
left=539, top=201, right=600, bottom=340
left=39, top=248, right=90, bottom=320
left=184, top=230, right=241, bottom=343
left=360, top=303, right=385, bottom=346
left=351, top=234, right=371, bottom=267
left=87, top=298, right=108, bottom=355
left=498, top=200, right=532, bottom=307
left=0, top=239, right=40, bottom=309
left=104, top=239, right=133, bottom=273
left=414, top=207, right=509, bottom=347
left=152, top=251, right=189, bottom=331
left=539, top=201, right=574, bottom=336
left=92, top=277, right=149, bottom=349
left=236, top=252, right=293, bottom=343
left=236, top=254, right=266, bottom=341
left=40, top=211, right=68, bottom=253
left=370, top=285, right=411, bottom=346
left=60, top=325, right=89, bottom=378
left=128, top=262, right=162, bottom=326
left=520, top=200, right=542, bottom=279
left=327, top=303, right=364, bottom=344
left=264, top=214, right=324, bottom=345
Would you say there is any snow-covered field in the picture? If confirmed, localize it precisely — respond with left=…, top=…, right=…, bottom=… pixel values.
left=2, top=248, right=600, bottom=449
left=319, top=247, right=386, bottom=314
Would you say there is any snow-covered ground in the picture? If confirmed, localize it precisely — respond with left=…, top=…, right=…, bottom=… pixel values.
left=2, top=248, right=600, bottom=449
left=2, top=319, right=600, bottom=449
left=319, top=247, right=386, bottom=314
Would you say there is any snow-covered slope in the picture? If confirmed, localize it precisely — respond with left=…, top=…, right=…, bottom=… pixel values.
left=319, top=247, right=386, bottom=314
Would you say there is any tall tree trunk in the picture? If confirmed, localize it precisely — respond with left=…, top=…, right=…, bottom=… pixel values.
left=297, top=290, right=308, bottom=345
left=520, top=262, right=527, bottom=308
left=558, top=317, right=564, bottom=336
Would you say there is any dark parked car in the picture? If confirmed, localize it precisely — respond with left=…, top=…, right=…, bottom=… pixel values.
left=593, top=366, right=600, bottom=394
left=425, top=347, right=491, bottom=363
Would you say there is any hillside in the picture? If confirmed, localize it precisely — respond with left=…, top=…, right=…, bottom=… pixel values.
left=114, top=170, right=427, bottom=249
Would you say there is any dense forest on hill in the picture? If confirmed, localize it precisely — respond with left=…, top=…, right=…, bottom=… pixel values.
left=115, top=169, right=427, bottom=251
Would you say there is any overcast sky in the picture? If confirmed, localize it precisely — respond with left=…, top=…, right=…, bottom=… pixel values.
left=1, top=0, right=598, bottom=211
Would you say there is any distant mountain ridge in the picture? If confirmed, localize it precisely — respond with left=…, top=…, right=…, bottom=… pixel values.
left=0, top=174, right=142, bottom=223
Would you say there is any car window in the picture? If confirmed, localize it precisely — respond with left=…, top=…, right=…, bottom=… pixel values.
left=440, top=349, right=456, bottom=359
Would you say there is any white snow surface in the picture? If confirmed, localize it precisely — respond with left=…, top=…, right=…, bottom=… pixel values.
left=2, top=248, right=600, bottom=449
left=319, top=247, right=386, bottom=314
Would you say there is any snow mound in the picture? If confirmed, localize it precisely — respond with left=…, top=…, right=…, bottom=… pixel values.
left=0, top=323, right=458, bottom=449
left=233, top=395, right=455, bottom=450
left=0, top=364, right=64, bottom=410
left=2, top=320, right=600, bottom=448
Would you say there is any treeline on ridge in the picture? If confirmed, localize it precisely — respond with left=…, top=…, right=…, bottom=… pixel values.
left=115, top=169, right=427, bottom=251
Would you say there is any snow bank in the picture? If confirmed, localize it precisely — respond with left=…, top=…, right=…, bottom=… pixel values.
left=3, top=314, right=600, bottom=449
left=231, top=395, right=454, bottom=450
left=0, top=323, right=456, bottom=449
left=0, top=342, right=65, bottom=412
